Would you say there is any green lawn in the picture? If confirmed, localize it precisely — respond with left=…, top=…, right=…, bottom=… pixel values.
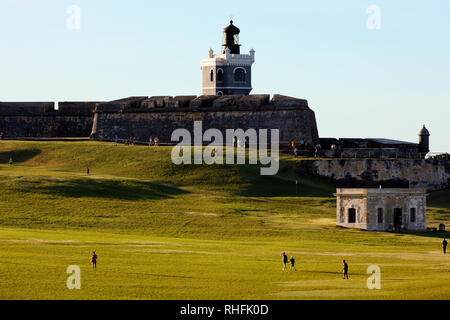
left=0, top=140, right=448, bottom=299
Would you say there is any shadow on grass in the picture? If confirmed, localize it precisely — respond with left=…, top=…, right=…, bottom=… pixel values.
left=0, top=148, right=41, bottom=163
left=236, top=174, right=335, bottom=198
left=127, top=272, right=193, bottom=279
left=21, top=178, right=189, bottom=200
left=428, top=188, right=450, bottom=209
left=411, top=231, right=450, bottom=239
left=162, top=158, right=336, bottom=198
left=233, top=209, right=260, bottom=216
left=301, top=270, right=367, bottom=276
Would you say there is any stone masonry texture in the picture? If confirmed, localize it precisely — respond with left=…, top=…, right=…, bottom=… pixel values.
left=296, top=159, right=450, bottom=191
left=0, top=102, right=99, bottom=137
left=90, top=94, right=320, bottom=144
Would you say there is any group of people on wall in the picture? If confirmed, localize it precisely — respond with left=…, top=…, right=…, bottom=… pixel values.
left=113, top=135, right=160, bottom=147
left=290, top=139, right=322, bottom=158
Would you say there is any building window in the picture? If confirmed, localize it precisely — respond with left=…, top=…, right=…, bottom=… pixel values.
left=210, top=69, right=214, bottom=82
left=410, top=208, right=416, bottom=223
left=234, top=68, right=245, bottom=82
left=377, top=208, right=383, bottom=223
left=217, top=69, right=223, bottom=82
left=348, top=208, right=356, bottom=223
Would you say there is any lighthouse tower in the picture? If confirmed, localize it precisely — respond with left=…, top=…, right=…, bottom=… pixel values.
left=201, top=20, right=255, bottom=96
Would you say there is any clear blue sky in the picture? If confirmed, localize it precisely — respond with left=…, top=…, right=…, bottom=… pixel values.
left=1, top=0, right=449, bottom=152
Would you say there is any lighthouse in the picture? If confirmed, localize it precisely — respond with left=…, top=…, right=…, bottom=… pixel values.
left=201, top=20, right=255, bottom=96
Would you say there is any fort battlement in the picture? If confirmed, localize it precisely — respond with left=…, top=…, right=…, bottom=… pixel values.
left=0, top=101, right=101, bottom=137
left=0, top=95, right=319, bottom=143
left=0, top=101, right=98, bottom=116
left=90, top=94, right=319, bottom=144
left=94, top=94, right=309, bottom=114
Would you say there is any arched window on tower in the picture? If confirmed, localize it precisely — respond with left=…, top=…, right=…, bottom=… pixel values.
left=210, top=69, right=214, bottom=82
left=217, top=69, right=223, bottom=82
left=234, top=68, right=245, bottom=82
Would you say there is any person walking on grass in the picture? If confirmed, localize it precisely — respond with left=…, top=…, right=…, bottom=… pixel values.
left=86, top=167, right=90, bottom=176
left=289, top=256, right=296, bottom=271
left=443, top=238, right=448, bottom=254
left=281, top=252, right=288, bottom=271
left=342, top=260, right=349, bottom=279
left=91, top=251, right=98, bottom=270
left=9, top=157, right=13, bottom=166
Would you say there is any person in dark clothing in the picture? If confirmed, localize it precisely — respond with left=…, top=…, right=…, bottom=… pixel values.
left=289, top=256, right=296, bottom=271
left=281, top=252, right=288, bottom=271
left=443, top=238, right=448, bottom=254
left=91, top=251, right=98, bottom=270
left=342, top=260, right=349, bottom=279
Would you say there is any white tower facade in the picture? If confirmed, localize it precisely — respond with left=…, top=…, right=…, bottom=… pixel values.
left=200, top=21, right=255, bottom=96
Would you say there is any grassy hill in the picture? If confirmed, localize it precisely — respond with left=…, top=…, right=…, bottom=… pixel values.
left=0, top=140, right=448, bottom=299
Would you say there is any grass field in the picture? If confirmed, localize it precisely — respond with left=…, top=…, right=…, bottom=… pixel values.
left=0, top=140, right=448, bottom=299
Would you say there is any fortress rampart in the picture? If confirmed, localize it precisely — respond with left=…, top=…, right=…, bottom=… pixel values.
left=0, top=101, right=100, bottom=137
left=296, top=158, right=450, bottom=191
left=90, top=94, right=320, bottom=144
left=1, top=96, right=448, bottom=191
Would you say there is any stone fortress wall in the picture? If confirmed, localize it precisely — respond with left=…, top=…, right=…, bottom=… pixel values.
left=90, top=94, right=320, bottom=145
left=296, top=158, right=450, bottom=191
left=0, top=95, right=319, bottom=144
left=0, top=101, right=99, bottom=137
left=1, top=95, right=449, bottom=191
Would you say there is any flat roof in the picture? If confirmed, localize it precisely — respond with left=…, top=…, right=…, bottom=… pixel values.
left=337, top=138, right=417, bottom=145
left=334, top=188, right=427, bottom=196
left=367, top=138, right=417, bottom=145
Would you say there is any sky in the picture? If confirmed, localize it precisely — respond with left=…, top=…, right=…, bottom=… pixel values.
left=0, top=0, right=449, bottom=152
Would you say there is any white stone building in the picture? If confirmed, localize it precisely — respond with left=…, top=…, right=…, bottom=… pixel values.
left=334, top=188, right=427, bottom=232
